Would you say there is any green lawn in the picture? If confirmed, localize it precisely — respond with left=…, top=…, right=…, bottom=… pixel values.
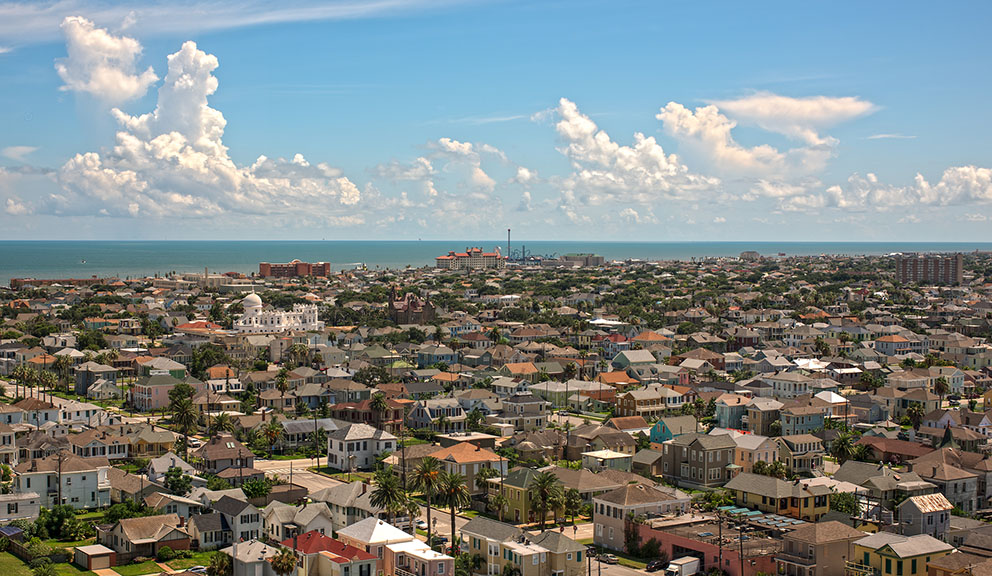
left=459, top=510, right=479, bottom=518
left=310, top=467, right=374, bottom=482
left=112, top=560, right=162, bottom=576
left=42, top=538, right=96, bottom=549
left=0, top=552, right=32, bottom=576
left=399, top=438, right=429, bottom=447
left=167, top=550, right=218, bottom=570
left=54, top=562, right=97, bottom=576
left=75, top=511, right=106, bottom=522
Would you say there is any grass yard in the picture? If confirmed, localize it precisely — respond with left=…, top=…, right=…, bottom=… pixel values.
left=75, top=511, right=106, bottom=521
left=54, top=562, right=97, bottom=576
left=112, top=560, right=162, bottom=576
left=399, top=438, right=429, bottom=447
left=167, top=550, right=218, bottom=570
left=42, top=538, right=96, bottom=549
left=0, top=552, right=32, bottom=576
left=460, top=510, right=479, bottom=518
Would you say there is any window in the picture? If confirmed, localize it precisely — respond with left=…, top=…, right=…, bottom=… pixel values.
left=533, top=556, right=539, bottom=565
left=438, top=564, right=445, bottom=575
left=885, top=559, right=891, bottom=574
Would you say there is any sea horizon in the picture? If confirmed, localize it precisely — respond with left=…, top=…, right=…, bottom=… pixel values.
left=2, top=240, right=992, bottom=287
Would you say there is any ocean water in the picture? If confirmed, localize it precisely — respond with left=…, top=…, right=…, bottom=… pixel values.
left=1, top=240, right=991, bottom=286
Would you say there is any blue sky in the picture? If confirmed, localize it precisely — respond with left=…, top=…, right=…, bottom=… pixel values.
left=1, top=0, right=991, bottom=241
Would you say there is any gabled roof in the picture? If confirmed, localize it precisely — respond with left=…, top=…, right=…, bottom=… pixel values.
left=336, top=517, right=413, bottom=544
left=460, top=517, right=522, bottom=542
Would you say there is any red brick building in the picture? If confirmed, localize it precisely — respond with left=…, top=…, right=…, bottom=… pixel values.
left=258, top=260, right=331, bottom=278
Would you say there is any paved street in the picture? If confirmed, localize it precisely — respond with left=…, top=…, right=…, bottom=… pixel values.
left=254, top=456, right=343, bottom=492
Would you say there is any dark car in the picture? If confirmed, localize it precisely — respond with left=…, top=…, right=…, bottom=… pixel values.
left=646, top=560, right=667, bottom=572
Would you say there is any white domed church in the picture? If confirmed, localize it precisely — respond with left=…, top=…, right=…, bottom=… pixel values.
left=235, top=292, right=324, bottom=334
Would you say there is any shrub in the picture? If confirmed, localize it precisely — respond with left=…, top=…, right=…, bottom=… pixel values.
left=157, top=546, right=175, bottom=561
left=28, top=557, right=52, bottom=569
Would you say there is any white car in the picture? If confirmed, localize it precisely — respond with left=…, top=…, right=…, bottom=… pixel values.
left=416, top=520, right=428, bottom=530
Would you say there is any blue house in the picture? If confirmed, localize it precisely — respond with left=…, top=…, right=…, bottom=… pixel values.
left=780, top=405, right=826, bottom=436
left=417, top=345, right=458, bottom=368
left=649, top=415, right=698, bottom=444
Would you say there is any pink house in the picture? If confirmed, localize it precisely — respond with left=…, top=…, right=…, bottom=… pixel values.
left=335, top=518, right=453, bottom=576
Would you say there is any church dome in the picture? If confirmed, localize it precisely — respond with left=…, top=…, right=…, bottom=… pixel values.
left=243, top=293, right=263, bottom=308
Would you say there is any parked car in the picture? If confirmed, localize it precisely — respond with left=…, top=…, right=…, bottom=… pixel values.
left=599, top=555, right=619, bottom=565
left=416, top=520, right=428, bottom=530
left=646, top=560, right=667, bottom=572
left=188, top=567, right=207, bottom=574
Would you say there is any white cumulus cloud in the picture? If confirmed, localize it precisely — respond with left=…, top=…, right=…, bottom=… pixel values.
left=50, top=33, right=361, bottom=221
left=2, top=146, right=38, bottom=161
left=54, top=16, right=158, bottom=104
left=711, top=92, right=876, bottom=146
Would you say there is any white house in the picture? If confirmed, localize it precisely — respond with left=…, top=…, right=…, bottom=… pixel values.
left=261, top=501, right=334, bottom=541
left=13, top=452, right=111, bottom=509
left=326, top=424, right=397, bottom=472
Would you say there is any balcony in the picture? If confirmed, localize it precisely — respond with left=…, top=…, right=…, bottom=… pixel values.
left=396, top=568, right=416, bottom=576
left=775, top=553, right=814, bottom=567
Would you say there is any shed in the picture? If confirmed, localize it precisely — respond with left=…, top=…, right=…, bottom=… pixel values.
left=74, top=544, right=117, bottom=570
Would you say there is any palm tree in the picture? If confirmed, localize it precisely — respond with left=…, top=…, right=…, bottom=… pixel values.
left=751, top=460, right=769, bottom=476
left=436, top=413, right=450, bottom=434
left=53, top=354, right=73, bottom=393
left=527, top=470, right=564, bottom=531
left=276, top=367, right=290, bottom=401
left=489, top=492, right=508, bottom=522
left=207, top=551, right=232, bottom=576
left=412, top=457, right=443, bottom=542
left=370, top=392, right=389, bottom=431
left=405, top=499, right=422, bottom=535
left=270, top=548, right=297, bottom=576
left=370, top=466, right=406, bottom=524
left=171, top=397, right=198, bottom=458
left=564, top=489, right=583, bottom=524
left=851, top=444, right=875, bottom=463
left=934, top=377, right=949, bottom=408
left=288, top=344, right=310, bottom=368
left=210, top=413, right=234, bottom=436
left=768, top=460, right=789, bottom=479
left=475, top=466, right=498, bottom=508
left=831, top=432, right=854, bottom=464
left=906, top=402, right=926, bottom=431
left=264, top=418, right=283, bottom=456
left=437, top=471, right=471, bottom=554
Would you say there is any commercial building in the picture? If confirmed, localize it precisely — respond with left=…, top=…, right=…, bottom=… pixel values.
left=435, top=247, right=505, bottom=269
left=234, top=293, right=324, bottom=334
left=894, top=253, right=963, bottom=285
left=258, top=260, right=331, bottom=278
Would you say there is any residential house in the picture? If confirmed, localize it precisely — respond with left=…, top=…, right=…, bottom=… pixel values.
left=850, top=532, right=951, bottom=576
left=617, top=386, right=685, bottom=420
left=715, top=394, right=749, bottom=430
left=427, top=442, right=507, bottom=496
left=780, top=405, right=826, bottom=437
left=777, top=435, right=825, bottom=476
left=408, top=399, right=466, bottom=433
left=745, top=398, right=783, bottom=436
left=724, top=473, right=830, bottom=521
left=648, top=416, right=698, bottom=444
left=188, top=512, right=232, bottom=550
left=462, top=517, right=586, bottom=576
left=775, top=521, right=867, bottom=576
left=897, top=493, right=952, bottom=539
left=261, top=501, right=334, bottom=541
left=659, top=432, right=737, bottom=489
left=281, top=531, right=377, bottom=576
left=13, top=451, right=111, bottom=508
left=326, top=424, right=397, bottom=472
left=336, top=517, right=453, bottom=576
left=592, top=483, right=690, bottom=551
left=192, top=433, right=256, bottom=476
left=212, top=495, right=262, bottom=541
left=97, top=513, right=190, bottom=563
left=492, top=392, right=548, bottom=432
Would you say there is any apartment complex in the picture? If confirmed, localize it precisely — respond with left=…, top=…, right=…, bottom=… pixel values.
left=258, top=260, right=332, bottom=278
left=894, top=253, right=963, bottom=285
left=435, top=247, right=505, bottom=269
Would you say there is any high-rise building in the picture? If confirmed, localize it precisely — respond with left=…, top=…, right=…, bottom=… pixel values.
left=894, top=253, right=963, bottom=285
left=258, top=260, right=331, bottom=278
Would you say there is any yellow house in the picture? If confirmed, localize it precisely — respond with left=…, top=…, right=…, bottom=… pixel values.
left=461, top=517, right=586, bottom=576
left=850, top=532, right=953, bottom=576
left=723, top=472, right=831, bottom=521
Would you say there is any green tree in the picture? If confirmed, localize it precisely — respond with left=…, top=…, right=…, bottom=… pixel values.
left=527, top=470, right=564, bottom=531
left=831, top=491, right=859, bottom=515
left=564, top=489, right=583, bottom=523
left=437, top=471, right=471, bottom=554
left=171, top=397, right=198, bottom=458
left=934, top=377, right=949, bottom=408
left=906, top=402, right=926, bottom=431
left=831, top=433, right=855, bottom=464
left=210, top=412, right=235, bottom=436
left=164, top=466, right=192, bottom=496
left=474, top=466, right=498, bottom=509
left=242, top=478, right=272, bottom=499
left=370, top=466, right=407, bottom=524
left=370, top=392, right=389, bottom=431
left=263, top=419, right=283, bottom=456
left=270, top=548, right=297, bottom=576
left=413, top=456, right=443, bottom=541
left=207, top=549, right=232, bottom=576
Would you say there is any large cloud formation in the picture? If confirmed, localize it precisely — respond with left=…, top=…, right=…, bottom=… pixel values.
left=53, top=38, right=361, bottom=222
left=55, top=16, right=158, bottom=104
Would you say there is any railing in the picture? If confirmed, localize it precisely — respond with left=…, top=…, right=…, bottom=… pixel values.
left=775, top=553, right=814, bottom=566
left=396, top=568, right=416, bottom=576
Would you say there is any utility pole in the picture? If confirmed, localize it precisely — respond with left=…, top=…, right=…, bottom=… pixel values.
left=718, top=512, right=723, bottom=570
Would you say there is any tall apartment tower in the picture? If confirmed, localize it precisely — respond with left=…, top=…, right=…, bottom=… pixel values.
left=894, top=253, right=964, bottom=285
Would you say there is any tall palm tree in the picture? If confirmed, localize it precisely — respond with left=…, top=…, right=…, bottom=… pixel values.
left=370, top=392, right=389, bottom=431
left=934, top=377, right=949, bottom=408
left=489, top=492, right=508, bottom=522
left=527, top=470, right=564, bottom=531
left=171, top=397, right=198, bottom=458
left=270, top=548, right=297, bottom=576
left=264, top=418, right=283, bottom=456
left=475, top=467, right=498, bottom=509
left=436, top=471, right=471, bottom=555
left=276, top=367, right=290, bottom=401
left=370, top=466, right=406, bottom=524
left=412, top=457, right=443, bottom=542
left=907, top=402, right=926, bottom=431
left=53, top=354, right=73, bottom=393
